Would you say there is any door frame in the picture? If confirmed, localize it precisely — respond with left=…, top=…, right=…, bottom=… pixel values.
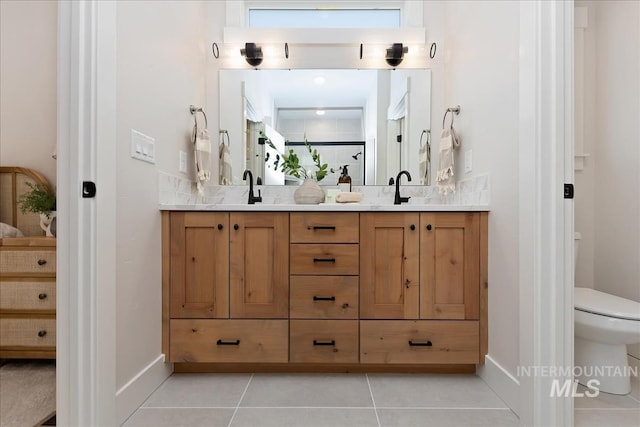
left=518, top=1, right=574, bottom=425
left=56, top=1, right=117, bottom=425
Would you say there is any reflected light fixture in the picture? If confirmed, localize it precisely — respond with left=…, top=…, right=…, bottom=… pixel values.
left=240, top=42, right=263, bottom=67
left=316, top=110, right=325, bottom=116
left=385, top=43, right=408, bottom=67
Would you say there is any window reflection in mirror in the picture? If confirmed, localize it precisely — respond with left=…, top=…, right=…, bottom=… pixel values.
left=219, top=69, right=431, bottom=185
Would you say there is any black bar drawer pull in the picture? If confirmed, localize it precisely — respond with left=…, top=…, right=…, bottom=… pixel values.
left=313, top=340, right=336, bottom=346
left=312, top=226, right=336, bottom=231
left=313, top=296, right=336, bottom=301
left=408, top=340, right=432, bottom=347
left=313, top=258, right=336, bottom=263
left=216, top=339, right=240, bottom=346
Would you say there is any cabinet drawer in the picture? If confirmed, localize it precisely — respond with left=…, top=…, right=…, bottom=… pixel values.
left=170, top=319, right=288, bottom=363
left=290, top=244, right=359, bottom=275
left=290, top=320, right=358, bottom=363
left=0, top=250, right=56, bottom=274
left=0, top=318, right=56, bottom=348
left=360, top=320, right=479, bottom=364
left=290, top=213, right=359, bottom=244
left=0, top=280, right=56, bottom=311
left=290, top=276, right=358, bottom=319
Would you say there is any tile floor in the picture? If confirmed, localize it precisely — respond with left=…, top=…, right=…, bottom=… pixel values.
left=123, top=373, right=640, bottom=427
left=574, top=384, right=640, bottom=427
left=122, top=373, right=520, bottom=427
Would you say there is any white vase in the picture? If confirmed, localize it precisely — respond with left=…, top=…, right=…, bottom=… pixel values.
left=39, top=212, right=56, bottom=237
left=294, top=179, right=325, bottom=204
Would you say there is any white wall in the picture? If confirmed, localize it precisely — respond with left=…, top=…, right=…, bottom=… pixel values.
left=575, top=1, right=640, bottom=301
left=115, top=0, right=207, bottom=412
left=575, top=1, right=640, bottom=359
left=441, top=0, right=521, bottom=377
left=0, top=0, right=57, bottom=186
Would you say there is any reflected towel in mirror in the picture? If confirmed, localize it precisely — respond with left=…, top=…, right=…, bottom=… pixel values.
left=219, top=140, right=233, bottom=186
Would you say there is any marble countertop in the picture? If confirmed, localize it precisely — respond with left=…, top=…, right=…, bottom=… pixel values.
left=159, top=203, right=489, bottom=212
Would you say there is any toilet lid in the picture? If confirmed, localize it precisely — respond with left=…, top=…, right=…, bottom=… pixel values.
left=575, top=288, right=640, bottom=321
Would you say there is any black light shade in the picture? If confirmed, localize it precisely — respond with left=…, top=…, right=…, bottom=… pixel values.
left=240, top=42, right=263, bottom=67
left=385, top=43, right=408, bottom=67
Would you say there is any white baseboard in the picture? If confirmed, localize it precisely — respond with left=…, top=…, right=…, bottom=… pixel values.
left=116, top=354, right=173, bottom=425
left=477, top=354, right=520, bottom=415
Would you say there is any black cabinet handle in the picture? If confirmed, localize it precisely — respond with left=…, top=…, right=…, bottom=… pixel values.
left=312, top=226, right=336, bottom=231
left=313, top=296, right=336, bottom=301
left=233, top=224, right=239, bottom=230
left=38, top=330, right=47, bottom=337
left=37, top=259, right=47, bottom=266
left=216, top=339, right=240, bottom=346
left=410, top=224, right=416, bottom=230
left=313, top=258, right=336, bottom=263
left=218, top=224, right=223, bottom=230
left=38, top=293, right=47, bottom=300
left=408, top=340, right=432, bottom=347
left=313, top=340, right=336, bottom=346
left=426, top=224, right=432, bottom=231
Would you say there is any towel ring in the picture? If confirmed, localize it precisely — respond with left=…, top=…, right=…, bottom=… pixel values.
left=442, top=105, right=460, bottom=129
left=190, top=105, right=208, bottom=143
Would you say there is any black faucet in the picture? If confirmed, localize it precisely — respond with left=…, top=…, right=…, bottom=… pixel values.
left=243, top=169, right=262, bottom=204
left=388, top=177, right=395, bottom=186
left=394, top=170, right=412, bottom=205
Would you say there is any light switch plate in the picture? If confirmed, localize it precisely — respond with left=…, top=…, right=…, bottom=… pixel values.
left=464, top=149, right=473, bottom=173
left=131, top=130, right=156, bottom=164
left=179, top=150, right=187, bottom=173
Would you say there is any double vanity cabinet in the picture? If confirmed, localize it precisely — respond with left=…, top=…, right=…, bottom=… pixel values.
left=162, top=209, right=487, bottom=372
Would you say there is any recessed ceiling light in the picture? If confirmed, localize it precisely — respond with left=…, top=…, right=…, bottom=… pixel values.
left=314, top=76, right=326, bottom=85
left=316, top=110, right=325, bottom=116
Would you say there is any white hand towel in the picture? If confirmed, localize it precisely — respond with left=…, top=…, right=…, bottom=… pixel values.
left=419, top=143, right=430, bottom=185
left=218, top=141, right=233, bottom=186
left=194, top=129, right=211, bottom=195
left=436, top=127, right=460, bottom=195
left=336, top=192, right=363, bottom=203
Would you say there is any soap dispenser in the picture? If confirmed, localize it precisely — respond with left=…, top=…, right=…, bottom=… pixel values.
left=338, top=165, right=352, bottom=192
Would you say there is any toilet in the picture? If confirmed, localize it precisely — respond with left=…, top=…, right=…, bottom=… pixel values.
left=574, top=232, right=640, bottom=395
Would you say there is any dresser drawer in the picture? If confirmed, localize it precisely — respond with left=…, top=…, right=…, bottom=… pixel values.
left=0, top=318, right=56, bottom=347
left=290, top=276, right=358, bottom=319
left=290, top=320, right=358, bottom=363
left=290, top=213, right=359, bottom=244
left=170, top=319, right=288, bottom=363
left=360, top=320, right=479, bottom=364
left=290, top=244, right=359, bottom=275
left=0, top=280, right=56, bottom=311
left=0, top=250, right=56, bottom=274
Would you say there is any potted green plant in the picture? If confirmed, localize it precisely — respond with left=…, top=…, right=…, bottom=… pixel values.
left=260, top=131, right=335, bottom=204
left=18, top=182, right=56, bottom=236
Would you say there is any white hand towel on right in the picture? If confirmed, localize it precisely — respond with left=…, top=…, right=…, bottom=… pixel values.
left=436, top=127, right=460, bottom=195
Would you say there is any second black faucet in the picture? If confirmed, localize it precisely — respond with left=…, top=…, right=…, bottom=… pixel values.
left=243, top=169, right=262, bottom=204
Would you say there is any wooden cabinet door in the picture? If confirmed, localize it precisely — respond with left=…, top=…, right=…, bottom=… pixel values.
left=230, top=212, right=289, bottom=318
left=360, top=213, right=419, bottom=319
left=170, top=212, right=229, bottom=318
left=420, top=213, right=480, bottom=320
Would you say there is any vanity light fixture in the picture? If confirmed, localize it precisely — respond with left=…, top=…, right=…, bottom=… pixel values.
left=385, top=43, right=408, bottom=67
left=240, top=42, right=263, bottom=67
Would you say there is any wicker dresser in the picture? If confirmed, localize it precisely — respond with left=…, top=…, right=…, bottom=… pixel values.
left=0, top=237, right=56, bottom=358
